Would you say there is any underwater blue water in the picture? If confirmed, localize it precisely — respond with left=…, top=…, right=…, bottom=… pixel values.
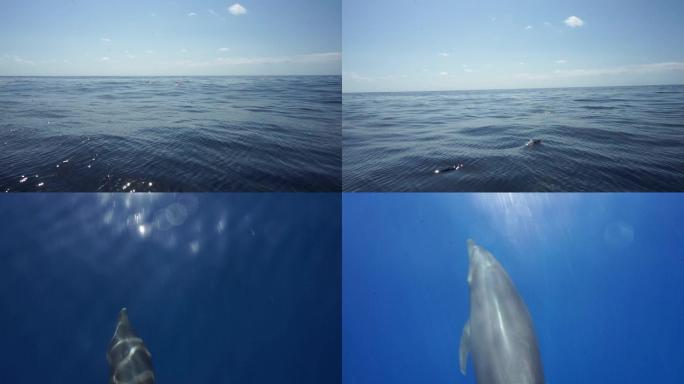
left=0, top=193, right=341, bottom=384
left=0, top=76, right=341, bottom=192
left=343, top=85, right=684, bottom=191
left=343, top=193, right=684, bottom=383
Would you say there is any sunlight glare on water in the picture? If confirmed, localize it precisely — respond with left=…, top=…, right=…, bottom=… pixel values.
left=90, top=194, right=219, bottom=262
left=0, top=193, right=341, bottom=384
left=471, top=193, right=576, bottom=249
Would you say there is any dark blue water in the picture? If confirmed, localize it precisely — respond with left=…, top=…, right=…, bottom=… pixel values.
left=0, top=76, right=341, bottom=192
left=0, top=193, right=341, bottom=383
left=343, top=193, right=684, bottom=383
left=343, top=85, right=684, bottom=191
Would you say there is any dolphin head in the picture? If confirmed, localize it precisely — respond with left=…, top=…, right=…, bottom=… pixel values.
left=466, top=239, right=499, bottom=285
left=113, top=307, right=135, bottom=339
left=118, top=307, right=129, bottom=323
left=108, top=308, right=155, bottom=384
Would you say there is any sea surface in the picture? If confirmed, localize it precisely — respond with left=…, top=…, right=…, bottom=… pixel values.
left=0, top=76, right=341, bottom=192
left=343, top=85, right=684, bottom=191
left=0, top=193, right=341, bottom=383
left=343, top=193, right=684, bottom=383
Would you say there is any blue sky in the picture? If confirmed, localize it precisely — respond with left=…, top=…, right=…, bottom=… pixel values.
left=0, top=0, right=340, bottom=76
left=343, top=193, right=684, bottom=383
left=343, top=0, right=684, bottom=92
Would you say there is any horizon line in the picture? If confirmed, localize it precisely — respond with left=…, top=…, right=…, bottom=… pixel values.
left=342, top=81, right=684, bottom=94
left=0, top=73, right=341, bottom=78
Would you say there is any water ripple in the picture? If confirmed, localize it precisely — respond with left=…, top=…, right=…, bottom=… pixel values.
left=343, top=85, right=684, bottom=191
left=0, top=76, right=341, bottom=191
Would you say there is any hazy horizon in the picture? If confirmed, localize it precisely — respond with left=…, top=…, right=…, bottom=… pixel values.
left=342, top=81, right=684, bottom=94
left=0, top=0, right=341, bottom=76
left=0, top=74, right=340, bottom=77
left=343, top=0, right=684, bottom=93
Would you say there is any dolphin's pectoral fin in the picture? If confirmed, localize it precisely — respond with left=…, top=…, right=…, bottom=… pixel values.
left=459, top=319, right=470, bottom=375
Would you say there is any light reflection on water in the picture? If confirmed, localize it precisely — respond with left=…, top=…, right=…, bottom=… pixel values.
left=104, top=195, right=194, bottom=238
left=90, top=193, right=211, bottom=256
left=16, top=193, right=249, bottom=299
left=0, top=76, right=342, bottom=192
left=0, top=193, right=341, bottom=384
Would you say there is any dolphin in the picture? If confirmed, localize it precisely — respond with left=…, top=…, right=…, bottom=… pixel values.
left=525, top=139, right=542, bottom=147
left=433, top=163, right=464, bottom=174
left=459, top=240, right=544, bottom=384
left=107, top=308, right=155, bottom=384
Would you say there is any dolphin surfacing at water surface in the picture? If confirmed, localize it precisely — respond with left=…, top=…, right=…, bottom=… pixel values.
left=107, top=308, right=155, bottom=384
left=460, top=240, right=544, bottom=384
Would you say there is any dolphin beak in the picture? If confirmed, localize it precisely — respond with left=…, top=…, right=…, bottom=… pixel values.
left=467, top=239, right=477, bottom=262
left=118, top=307, right=129, bottom=323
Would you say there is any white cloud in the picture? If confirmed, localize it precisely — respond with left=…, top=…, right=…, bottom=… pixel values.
left=218, top=47, right=230, bottom=52
left=345, top=71, right=374, bottom=82
left=344, top=71, right=402, bottom=83
left=462, top=64, right=473, bottom=73
left=560, top=62, right=684, bottom=76
left=219, top=52, right=340, bottom=65
left=440, top=71, right=448, bottom=76
left=100, top=57, right=110, bottom=61
left=556, top=59, right=567, bottom=64
left=228, top=3, right=247, bottom=15
left=175, top=52, right=341, bottom=67
left=100, top=38, right=111, bottom=43
left=438, top=52, right=449, bottom=57
left=519, top=62, right=525, bottom=65
left=124, top=50, right=136, bottom=59
left=525, top=25, right=533, bottom=30
left=146, top=50, right=156, bottom=54
left=564, top=16, right=584, bottom=28
left=3, top=55, right=36, bottom=66
left=208, top=9, right=226, bottom=21
left=515, top=62, right=684, bottom=80
left=180, top=48, right=188, bottom=53
left=188, top=12, right=197, bottom=17
left=490, top=17, right=496, bottom=22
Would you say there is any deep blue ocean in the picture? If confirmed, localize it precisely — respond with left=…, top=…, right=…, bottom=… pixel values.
left=0, top=76, right=341, bottom=192
left=343, top=193, right=684, bottom=383
left=343, top=85, right=684, bottom=191
left=0, top=193, right=341, bottom=383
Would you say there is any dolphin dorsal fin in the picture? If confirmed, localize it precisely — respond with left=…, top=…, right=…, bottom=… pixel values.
left=459, top=319, right=470, bottom=375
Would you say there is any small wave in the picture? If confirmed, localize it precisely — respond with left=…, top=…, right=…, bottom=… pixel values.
left=581, top=105, right=617, bottom=110
left=343, top=85, right=684, bottom=191
left=0, top=76, right=342, bottom=191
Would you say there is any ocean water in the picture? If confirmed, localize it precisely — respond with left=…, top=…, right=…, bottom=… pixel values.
left=0, top=193, right=341, bottom=383
left=343, top=85, right=684, bottom=191
left=0, top=76, right=341, bottom=192
left=343, top=193, right=684, bottom=384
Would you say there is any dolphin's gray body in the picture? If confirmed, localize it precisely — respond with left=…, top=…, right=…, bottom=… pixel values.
left=107, top=308, right=155, bottom=384
left=460, top=240, right=544, bottom=384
